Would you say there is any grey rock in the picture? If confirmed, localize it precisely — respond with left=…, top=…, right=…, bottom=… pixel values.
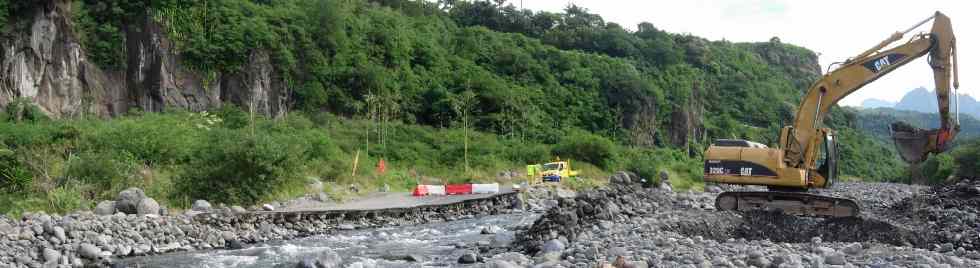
left=78, top=243, right=101, bottom=260
left=52, top=226, right=66, bottom=242
left=842, top=242, right=862, bottom=255
left=542, top=239, right=565, bottom=253
left=43, top=248, right=60, bottom=264
left=296, top=258, right=317, bottom=268
left=192, top=200, right=212, bottom=211
left=18, top=229, right=35, bottom=240
left=338, top=224, right=355, bottom=230
left=705, top=185, right=722, bottom=193
left=454, top=242, right=466, bottom=248
left=459, top=252, right=478, bottom=264
left=610, top=171, right=632, bottom=184
left=262, top=204, right=275, bottom=211
left=824, top=253, right=846, bottom=265
left=116, top=188, right=147, bottom=214
left=225, top=239, right=244, bottom=250
left=488, top=260, right=520, bottom=268
left=95, top=201, right=116, bottom=216
left=137, top=198, right=160, bottom=216
left=748, top=257, right=771, bottom=268
left=231, top=206, right=247, bottom=214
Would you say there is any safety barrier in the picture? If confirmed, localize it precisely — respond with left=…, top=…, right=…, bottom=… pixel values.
left=412, top=183, right=500, bottom=196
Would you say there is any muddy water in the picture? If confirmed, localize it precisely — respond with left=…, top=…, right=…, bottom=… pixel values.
left=119, top=213, right=537, bottom=267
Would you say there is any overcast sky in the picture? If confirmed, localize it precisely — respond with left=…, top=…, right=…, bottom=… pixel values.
left=505, top=0, right=974, bottom=107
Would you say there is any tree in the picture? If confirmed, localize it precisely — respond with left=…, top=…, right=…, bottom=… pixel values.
left=452, top=90, right=477, bottom=172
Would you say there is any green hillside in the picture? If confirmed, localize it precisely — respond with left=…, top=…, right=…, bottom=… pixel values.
left=0, top=0, right=916, bottom=214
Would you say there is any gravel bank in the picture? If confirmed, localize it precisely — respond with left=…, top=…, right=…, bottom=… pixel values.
left=511, top=178, right=980, bottom=267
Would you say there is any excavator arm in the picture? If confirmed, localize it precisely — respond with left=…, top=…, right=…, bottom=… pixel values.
left=784, top=11, right=960, bottom=167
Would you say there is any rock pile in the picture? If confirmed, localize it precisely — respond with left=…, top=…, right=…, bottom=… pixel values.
left=93, top=188, right=163, bottom=216
left=512, top=177, right=980, bottom=267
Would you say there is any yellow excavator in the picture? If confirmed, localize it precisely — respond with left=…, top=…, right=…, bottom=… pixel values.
left=704, top=11, right=961, bottom=217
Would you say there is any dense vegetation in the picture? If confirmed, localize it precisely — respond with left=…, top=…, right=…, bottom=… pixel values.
left=0, top=0, right=925, bottom=214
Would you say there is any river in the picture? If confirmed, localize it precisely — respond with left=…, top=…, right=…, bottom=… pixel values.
left=119, top=213, right=538, bottom=267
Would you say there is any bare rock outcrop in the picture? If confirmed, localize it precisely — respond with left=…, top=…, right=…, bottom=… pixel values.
left=1, top=0, right=290, bottom=118
left=0, top=1, right=120, bottom=117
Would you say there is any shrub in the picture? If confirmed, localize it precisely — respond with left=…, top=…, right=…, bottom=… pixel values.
left=214, top=105, right=250, bottom=129
left=66, top=150, right=138, bottom=194
left=3, top=98, right=49, bottom=123
left=552, top=130, right=617, bottom=169
left=953, top=140, right=980, bottom=179
left=0, top=148, right=32, bottom=191
left=921, top=154, right=955, bottom=184
left=174, top=129, right=305, bottom=205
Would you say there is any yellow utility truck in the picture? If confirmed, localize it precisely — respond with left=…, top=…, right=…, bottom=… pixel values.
left=527, top=158, right=579, bottom=183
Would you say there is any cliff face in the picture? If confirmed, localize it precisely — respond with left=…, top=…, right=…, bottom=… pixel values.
left=0, top=1, right=288, bottom=118
left=0, top=1, right=119, bottom=117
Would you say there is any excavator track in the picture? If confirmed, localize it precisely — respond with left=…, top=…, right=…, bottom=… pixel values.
left=715, top=191, right=860, bottom=218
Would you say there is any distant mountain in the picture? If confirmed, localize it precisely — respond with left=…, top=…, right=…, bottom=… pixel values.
left=855, top=107, right=980, bottom=143
left=890, top=87, right=980, bottom=119
left=861, top=98, right=895, bottom=109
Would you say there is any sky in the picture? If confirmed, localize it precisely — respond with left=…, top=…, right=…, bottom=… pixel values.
left=504, top=0, right=975, bottom=107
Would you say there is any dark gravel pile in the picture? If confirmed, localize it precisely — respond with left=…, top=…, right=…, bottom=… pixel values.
left=886, top=179, right=980, bottom=252
left=512, top=179, right=980, bottom=267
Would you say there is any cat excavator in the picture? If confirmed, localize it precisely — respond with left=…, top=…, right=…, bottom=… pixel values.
left=703, top=11, right=961, bottom=217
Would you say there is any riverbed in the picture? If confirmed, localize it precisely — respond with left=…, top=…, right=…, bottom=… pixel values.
left=120, top=213, right=538, bottom=267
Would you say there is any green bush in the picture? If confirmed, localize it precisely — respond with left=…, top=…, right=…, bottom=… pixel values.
left=921, top=154, right=955, bottom=184
left=3, top=98, right=49, bottom=123
left=66, top=150, right=138, bottom=193
left=214, top=105, right=250, bottom=129
left=953, top=140, right=980, bottom=179
left=174, top=129, right=306, bottom=205
left=552, top=130, right=617, bottom=169
left=0, top=148, right=32, bottom=191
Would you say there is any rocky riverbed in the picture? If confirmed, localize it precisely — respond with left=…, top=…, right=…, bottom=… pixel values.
left=0, top=189, right=519, bottom=267
left=5, top=173, right=980, bottom=267
left=512, top=174, right=980, bottom=267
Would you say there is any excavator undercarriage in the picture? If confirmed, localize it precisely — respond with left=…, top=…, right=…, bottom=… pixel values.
left=715, top=191, right=860, bottom=218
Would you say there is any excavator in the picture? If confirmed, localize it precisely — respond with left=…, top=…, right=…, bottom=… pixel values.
left=703, top=11, right=961, bottom=218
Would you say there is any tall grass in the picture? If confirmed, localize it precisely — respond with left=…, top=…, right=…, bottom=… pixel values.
left=0, top=107, right=706, bottom=215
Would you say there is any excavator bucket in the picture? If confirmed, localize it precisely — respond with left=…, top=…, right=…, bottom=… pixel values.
left=889, top=121, right=947, bottom=163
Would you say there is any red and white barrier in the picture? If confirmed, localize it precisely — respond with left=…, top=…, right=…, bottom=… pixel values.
left=424, top=185, right=446, bottom=195
left=413, top=183, right=500, bottom=196
left=446, top=184, right=473, bottom=195
left=472, top=183, right=500, bottom=194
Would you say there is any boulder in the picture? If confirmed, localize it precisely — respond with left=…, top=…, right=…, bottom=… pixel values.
left=43, top=248, right=60, bottom=264
left=262, top=204, right=275, bottom=211
left=542, top=239, right=565, bottom=253
left=458, top=252, right=478, bottom=264
left=95, top=201, right=116, bottom=216
left=53, top=226, right=66, bottom=242
left=192, top=200, right=212, bottom=211
left=137, top=198, right=160, bottom=216
left=115, top=188, right=147, bottom=214
left=78, top=243, right=101, bottom=260
left=610, top=172, right=632, bottom=184
left=231, top=206, right=247, bottom=214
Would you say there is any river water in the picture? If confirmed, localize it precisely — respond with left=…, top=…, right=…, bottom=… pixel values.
left=119, top=213, right=537, bottom=267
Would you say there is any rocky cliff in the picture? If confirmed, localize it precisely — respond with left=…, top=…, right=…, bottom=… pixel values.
left=0, top=0, right=289, bottom=118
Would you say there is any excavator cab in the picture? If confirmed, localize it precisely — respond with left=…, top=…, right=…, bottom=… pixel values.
left=815, top=133, right=839, bottom=187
